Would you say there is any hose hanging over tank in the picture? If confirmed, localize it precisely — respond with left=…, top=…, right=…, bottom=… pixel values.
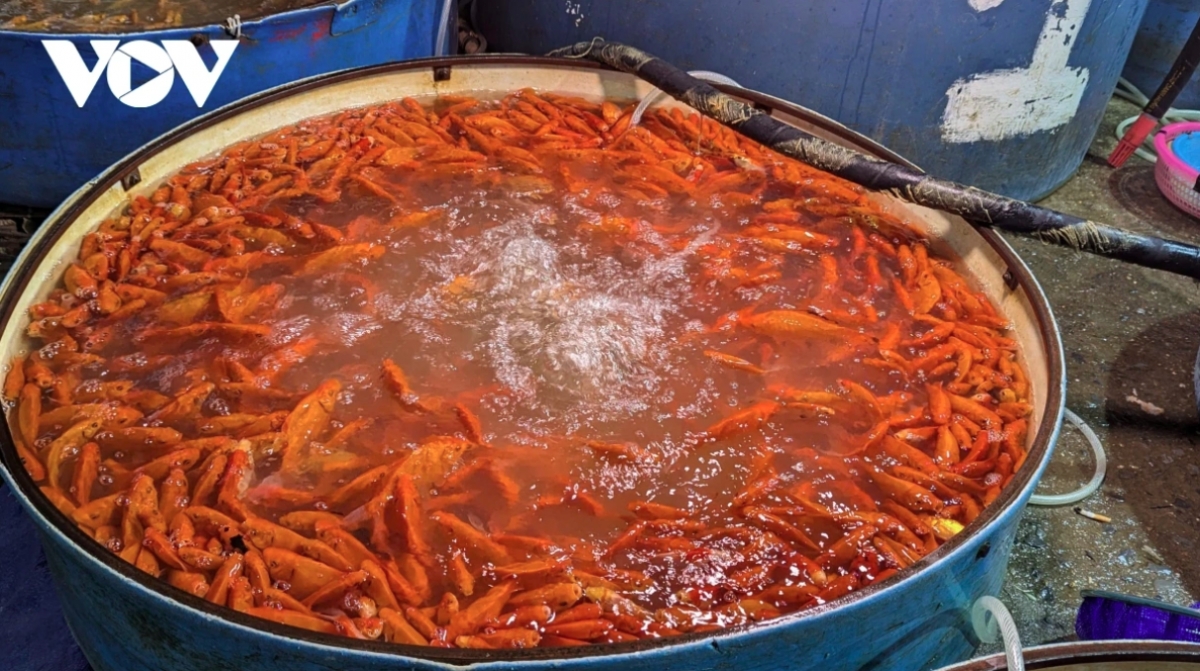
left=548, top=39, right=1200, bottom=281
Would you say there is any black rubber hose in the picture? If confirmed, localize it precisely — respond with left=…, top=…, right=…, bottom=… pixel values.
left=548, top=39, right=1200, bottom=281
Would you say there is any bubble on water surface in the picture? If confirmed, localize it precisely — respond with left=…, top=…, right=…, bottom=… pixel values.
left=265, top=315, right=317, bottom=348
left=397, top=201, right=717, bottom=431
left=323, top=312, right=383, bottom=348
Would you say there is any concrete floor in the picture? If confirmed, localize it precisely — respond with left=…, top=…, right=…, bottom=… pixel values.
left=989, top=97, right=1200, bottom=648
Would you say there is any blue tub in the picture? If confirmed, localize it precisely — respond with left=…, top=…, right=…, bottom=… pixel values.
left=0, top=0, right=447, bottom=209
left=1122, top=0, right=1200, bottom=110
left=0, top=57, right=1065, bottom=671
left=476, top=0, right=1148, bottom=201
left=0, top=486, right=89, bottom=671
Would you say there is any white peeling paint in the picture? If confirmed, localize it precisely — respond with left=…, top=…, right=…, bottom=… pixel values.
left=941, top=0, right=1091, bottom=143
left=564, top=0, right=584, bottom=28
left=968, top=0, right=1008, bottom=11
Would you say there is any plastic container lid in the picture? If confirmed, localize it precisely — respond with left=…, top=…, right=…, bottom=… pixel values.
left=1077, top=590, right=1200, bottom=643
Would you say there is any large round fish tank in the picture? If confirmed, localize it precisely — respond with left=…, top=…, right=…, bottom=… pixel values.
left=0, top=56, right=1065, bottom=671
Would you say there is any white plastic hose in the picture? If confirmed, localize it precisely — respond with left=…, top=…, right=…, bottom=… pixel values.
left=630, top=70, right=743, bottom=127
left=1028, top=408, right=1107, bottom=507
left=972, top=596, right=1025, bottom=671
left=435, top=0, right=454, bottom=57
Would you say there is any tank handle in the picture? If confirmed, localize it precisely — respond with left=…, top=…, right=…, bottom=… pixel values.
left=972, top=596, right=1026, bottom=671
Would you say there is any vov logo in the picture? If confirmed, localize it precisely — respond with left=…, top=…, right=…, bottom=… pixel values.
left=43, top=40, right=238, bottom=109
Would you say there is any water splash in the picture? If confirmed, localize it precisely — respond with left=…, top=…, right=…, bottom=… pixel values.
left=395, top=196, right=716, bottom=432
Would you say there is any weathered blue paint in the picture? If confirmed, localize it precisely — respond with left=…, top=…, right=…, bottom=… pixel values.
left=0, top=0, right=444, bottom=209
left=0, top=487, right=90, bottom=671
left=1122, top=0, right=1200, bottom=110
left=476, top=0, right=1148, bottom=201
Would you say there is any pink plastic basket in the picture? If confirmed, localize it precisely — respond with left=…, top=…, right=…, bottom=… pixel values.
left=1154, top=121, right=1200, bottom=219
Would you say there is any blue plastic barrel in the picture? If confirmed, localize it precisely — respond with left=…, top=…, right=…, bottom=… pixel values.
left=477, top=0, right=1148, bottom=201
left=0, top=486, right=89, bottom=671
left=0, top=0, right=446, bottom=208
left=1122, top=0, right=1200, bottom=110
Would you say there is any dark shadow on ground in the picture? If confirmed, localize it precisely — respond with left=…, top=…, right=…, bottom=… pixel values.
left=1106, top=162, right=1200, bottom=243
left=1103, top=309, right=1200, bottom=596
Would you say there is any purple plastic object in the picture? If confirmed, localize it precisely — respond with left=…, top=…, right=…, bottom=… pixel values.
left=1077, top=590, right=1200, bottom=643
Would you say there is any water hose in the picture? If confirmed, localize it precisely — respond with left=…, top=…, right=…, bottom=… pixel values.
left=1028, top=409, right=1107, bottom=507
left=972, top=596, right=1025, bottom=671
left=435, top=0, right=454, bottom=57
left=632, top=71, right=742, bottom=127
left=547, top=39, right=1200, bottom=281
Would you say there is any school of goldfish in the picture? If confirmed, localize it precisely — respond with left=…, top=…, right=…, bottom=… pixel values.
left=4, top=90, right=1032, bottom=650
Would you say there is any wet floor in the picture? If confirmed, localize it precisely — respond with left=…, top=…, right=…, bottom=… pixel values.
left=988, top=96, right=1200, bottom=648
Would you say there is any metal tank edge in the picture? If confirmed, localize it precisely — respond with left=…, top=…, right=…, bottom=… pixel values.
left=933, top=639, right=1200, bottom=671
